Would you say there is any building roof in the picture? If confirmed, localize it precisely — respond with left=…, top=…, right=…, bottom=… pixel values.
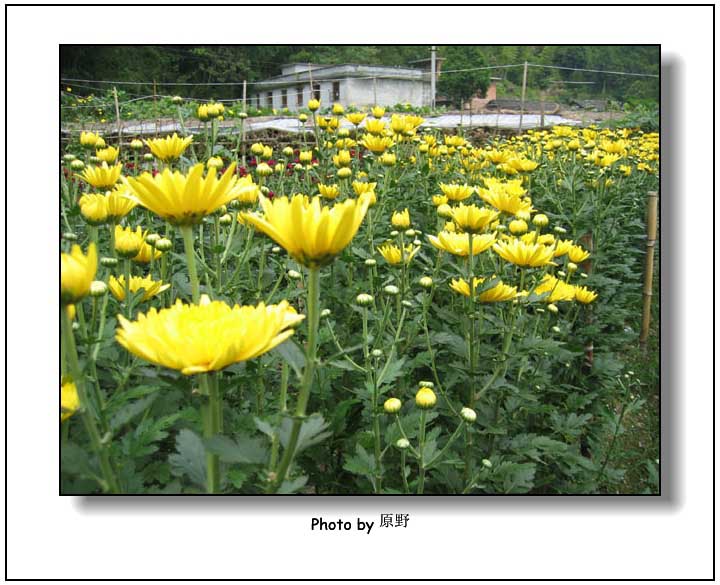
left=252, top=63, right=428, bottom=91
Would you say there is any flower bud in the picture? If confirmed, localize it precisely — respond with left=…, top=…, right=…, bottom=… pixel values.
left=509, top=219, right=528, bottom=234
left=207, top=156, right=224, bottom=169
left=383, top=285, right=399, bottom=296
left=554, top=226, right=567, bottom=234
left=332, top=103, right=344, bottom=115
left=419, top=276, right=433, bottom=289
left=495, top=224, right=507, bottom=232
left=63, top=153, right=76, bottom=162
left=219, top=213, right=233, bottom=226
left=552, top=326, right=561, bottom=333
left=390, top=230, right=399, bottom=237
left=238, top=112, right=248, bottom=119
left=320, top=308, right=331, bottom=318
left=482, top=458, right=493, bottom=468
left=89, top=280, right=108, bottom=297
left=371, top=349, right=383, bottom=358
left=395, top=438, right=410, bottom=450
left=298, top=113, right=308, bottom=123
left=282, top=146, right=294, bottom=157
left=401, top=300, right=413, bottom=308
left=516, top=210, right=531, bottom=221
left=307, top=99, right=321, bottom=112
left=145, top=233, right=160, bottom=246
left=356, top=293, right=374, bottom=306
left=130, top=139, right=143, bottom=150
left=437, top=203, right=453, bottom=219
left=460, top=407, right=477, bottom=423
left=532, top=214, right=549, bottom=227
left=88, top=155, right=101, bottom=164
left=271, top=246, right=281, bottom=253
left=337, top=167, right=352, bottom=179
left=100, top=256, right=118, bottom=268
left=567, top=262, right=578, bottom=273
left=256, top=162, right=273, bottom=176
left=580, top=272, right=588, bottom=279
left=418, top=380, right=435, bottom=389
left=63, top=232, right=78, bottom=241
left=415, top=387, right=437, bottom=409
left=364, top=258, right=377, bottom=267
left=171, top=95, right=183, bottom=104
left=154, top=238, right=172, bottom=252
left=383, top=397, right=402, bottom=414
left=547, top=303, right=559, bottom=314
left=557, top=271, right=566, bottom=278
left=405, top=229, right=416, bottom=237
left=143, top=153, right=154, bottom=161
left=70, top=159, right=85, bottom=170
left=287, top=269, right=302, bottom=280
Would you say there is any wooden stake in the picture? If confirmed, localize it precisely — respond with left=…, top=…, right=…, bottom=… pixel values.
left=518, top=61, right=528, bottom=133
left=640, top=191, right=659, bottom=349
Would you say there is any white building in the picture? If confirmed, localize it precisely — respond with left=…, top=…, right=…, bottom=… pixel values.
left=249, top=63, right=433, bottom=111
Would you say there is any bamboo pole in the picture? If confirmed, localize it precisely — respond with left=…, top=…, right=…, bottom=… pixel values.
left=518, top=61, right=528, bottom=133
left=113, top=86, right=122, bottom=145
left=639, top=191, right=659, bottom=349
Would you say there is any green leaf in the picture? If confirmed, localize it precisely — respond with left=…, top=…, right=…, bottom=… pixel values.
left=272, top=339, right=305, bottom=379
left=110, top=394, right=158, bottom=432
left=343, top=443, right=376, bottom=478
left=376, top=357, right=406, bottom=387
left=169, top=429, right=206, bottom=487
left=277, top=475, right=308, bottom=494
left=203, top=433, right=268, bottom=464
left=61, top=442, right=96, bottom=478
left=495, top=461, right=537, bottom=494
left=279, top=413, right=331, bottom=454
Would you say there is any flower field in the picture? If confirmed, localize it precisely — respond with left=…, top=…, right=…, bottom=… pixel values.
left=60, top=102, right=659, bottom=495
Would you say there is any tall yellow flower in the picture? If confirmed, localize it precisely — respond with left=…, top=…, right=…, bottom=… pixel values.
left=364, top=119, right=386, bottom=136
left=105, top=185, right=137, bottom=220
left=377, top=243, right=420, bottom=266
left=427, top=231, right=496, bottom=257
left=80, top=131, right=101, bottom=148
left=145, top=133, right=193, bottom=163
left=575, top=286, right=598, bottom=304
left=371, top=106, right=385, bottom=118
left=478, top=178, right=534, bottom=216
left=352, top=181, right=377, bottom=197
left=391, top=208, right=411, bottom=229
left=553, top=239, right=575, bottom=258
left=61, top=379, right=80, bottom=422
left=116, top=296, right=304, bottom=375
left=78, top=193, right=109, bottom=225
left=535, top=274, right=577, bottom=302
left=449, top=203, right=499, bottom=233
left=240, top=194, right=371, bottom=268
left=79, top=162, right=123, bottom=190
left=332, top=150, right=352, bottom=168
left=124, top=163, right=239, bottom=225
left=61, top=242, right=97, bottom=304
left=493, top=238, right=555, bottom=268
left=133, top=241, right=162, bottom=264
left=361, top=134, right=395, bottom=154
left=318, top=183, right=341, bottom=200
left=439, top=183, right=474, bottom=202
left=108, top=274, right=170, bottom=302
left=450, top=277, right=517, bottom=302
left=115, top=225, right=145, bottom=258
left=232, top=175, right=261, bottom=206
left=345, top=112, right=366, bottom=126
left=95, top=146, right=119, bottom=163
left=567, top=244, right=590, bottom=263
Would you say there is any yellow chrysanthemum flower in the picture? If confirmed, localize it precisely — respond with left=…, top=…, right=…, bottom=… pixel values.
left=105, top=185, right=137, bottom=220
left=478, top=179, right=534, bottom=216
left=332, top=150, right=352, bottom=168
left=133, top=241, right=162, bottom=264
left=371, top=106, right=385, bottom=119
left=116, top=296, right=304, bottom=375
left=241, top=194, right=371, bottom=268
left=345, top=112, right=367, bottom=126
left=232, top=176, right=261, bottom=206
left=450, top=277, right=517, bottom=302
left=427, top=231, right=496, bottom=257
left=449, top=203, right=499, bottom=234
left=432, top=195, right=448, bottom=207
left=318, top=183, right=341, bottom=200
left=567, top=244, right=590, bottom=263
left=108, top=274, right=170, bottom=302
left=78, top=193, right=109, bottom=225
left=361, top=134, right=395, bottom=154
left=95, top=146, right=119, bottom=163
left=352, top=181, right=377, bottom=197
left=79, top=162, right=123, bottom=190
left=80, top=131, right=101, bottom=148
left=377, top=243, right=420, bottom=266
left=439, top=183, right=474, bottom=202
left=364, top=119, right=386, bottom=136
left=535, top=274, right=577, bottom=302
left=124, top=163, right=239, bottom=225
left=61, top=243, right=97, bottom=304
left=61, top=379, right=80, bottom=422
left=145, top=133, right=193, bottom=163
left=553, top=239, right=575, bottom=258
left=493, top=238, right=555, bottom=268
left=575, top=286, right=598, bottom=304
left=391, top=208, right=411, bottom=229
left=114, top=225, right=145, bottom=258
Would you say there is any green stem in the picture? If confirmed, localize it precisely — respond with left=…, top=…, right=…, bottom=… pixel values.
left=61, top=306, right=120, bottom=493
left=417, top=410, right=427, bottom=494
left=269, top=266, right=321, bottom=492
left=180, top=225, right=200, bottom=303
left=200, top=373, right=221, bottom=493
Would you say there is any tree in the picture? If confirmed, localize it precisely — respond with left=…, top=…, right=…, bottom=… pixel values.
left=437, top=46, right=490, bottom=107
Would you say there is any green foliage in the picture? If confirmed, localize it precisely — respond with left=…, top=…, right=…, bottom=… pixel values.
left=438, top=46, right=490, bottom=105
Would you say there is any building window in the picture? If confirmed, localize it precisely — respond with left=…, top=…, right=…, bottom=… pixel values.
left=266, top=92, right=273, bottom=108
left=297, top=86, right=304, bottom=107
left=332, top=81, right=341, bottom=102
left=281, top=89, right=288, bottom=108
left=312, top=83, right=321, bottom=101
